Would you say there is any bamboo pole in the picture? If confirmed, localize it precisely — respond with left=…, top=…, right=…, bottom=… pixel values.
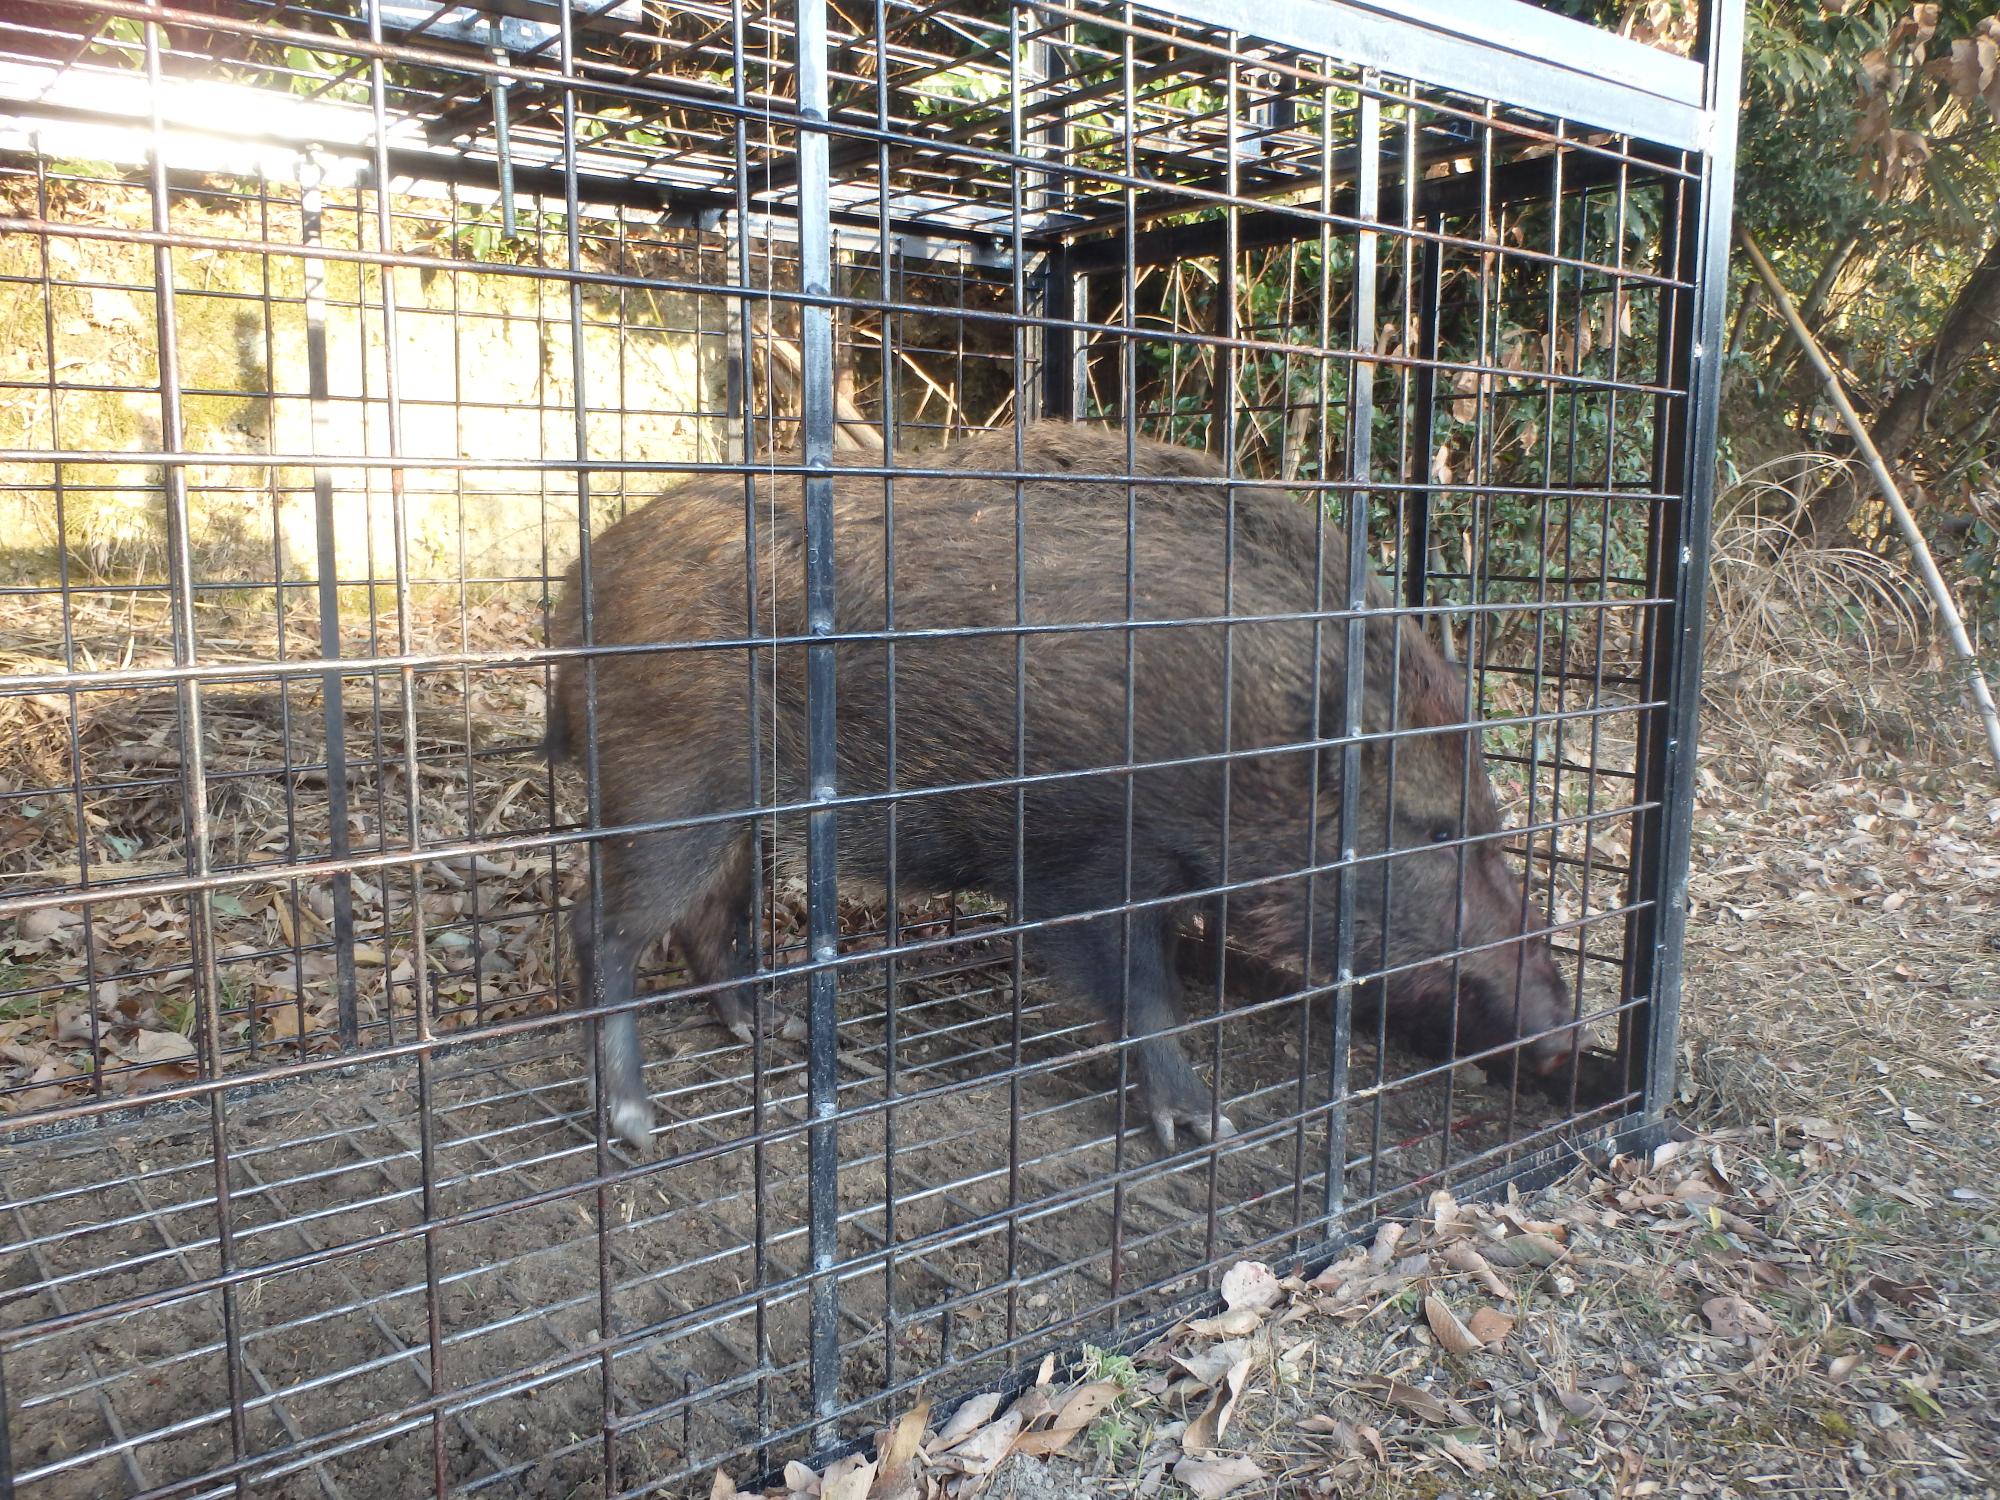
left=1739, top=227, right=2000, bottom=776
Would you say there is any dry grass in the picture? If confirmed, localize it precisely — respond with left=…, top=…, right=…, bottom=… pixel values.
left=1703, top=454, right=1964, bottom=766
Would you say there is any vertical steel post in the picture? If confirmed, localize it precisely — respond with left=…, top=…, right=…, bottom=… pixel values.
left=141, top=3, right=246, bottom=1487
left=1403, top=225, right=1442, bottom=618
left=1032, top=24, right=1079, bottom=423
left=1211, top=77, right=1237, bottom=461
left=1039, top=250, right=1079, bottom=422
left=722, top=0, right=774, bottom=1462
left=0, top=1325, right=13, bottom=1500
left=300, top=152, right=362, bottom=1051
left=357, top=8, right=442, bottom=1487
left=489, top=48, right=517, bottom=237
left=1628, top=0, right=1743, bottom=1127
left=794, top=0, right=844, bottom=1451
left=545, top=0, right=621, bottom=1486
left=1325, top=81, right=1379, bottom=1225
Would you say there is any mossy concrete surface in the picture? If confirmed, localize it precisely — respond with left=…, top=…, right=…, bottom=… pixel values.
left=1, top=184, right=729, bottom=606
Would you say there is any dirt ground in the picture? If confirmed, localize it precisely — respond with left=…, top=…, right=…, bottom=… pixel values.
left=0, top=940, right=1627, bottom=1500
left=742, top=675, right=2000, bottom=1500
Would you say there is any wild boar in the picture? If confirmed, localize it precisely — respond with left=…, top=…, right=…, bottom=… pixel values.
left=548, top=422, right=1576, bottom=1153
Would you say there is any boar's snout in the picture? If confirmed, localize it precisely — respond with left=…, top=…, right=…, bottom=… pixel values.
left=1460, top=850, right=1578, bottom=1074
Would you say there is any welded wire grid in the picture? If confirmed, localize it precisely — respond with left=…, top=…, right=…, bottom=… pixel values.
left=0, top=0, right=1737, bottom=1494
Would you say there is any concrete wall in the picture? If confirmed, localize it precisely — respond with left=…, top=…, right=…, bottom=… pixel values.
left=0, top=187, right=730, bottom=599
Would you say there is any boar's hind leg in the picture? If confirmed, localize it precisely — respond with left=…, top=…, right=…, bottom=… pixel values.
left=677, top=839, right=801, bottom=1043
left=1033, top=909, right=1237, bottom=1153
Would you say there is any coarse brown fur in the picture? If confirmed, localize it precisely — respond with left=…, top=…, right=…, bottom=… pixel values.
left=550, top=423, right=1576, bottom=1152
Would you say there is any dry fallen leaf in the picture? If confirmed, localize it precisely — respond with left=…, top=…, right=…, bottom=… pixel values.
left=708, top=1470, right=738, bottom=1500
left=872, top=1399, right=929, bottom=1491
left=1050, top=1380, right=1122, bottom=1436
left=1184, top=1355, right=1253, bottom=1453
left=819, top=1455, right=875, bottom=1500
left=9, top=1059, right=71, bottom=1111
left=1306, top=1249, right=1366, bottom=1294
left=1171, top=1455, right=1265, bottom=1499
left=1007, top=1428, right=1072, bottom=1460
left=19, top=907, right=80, bottom=942
left=1491, top=1232, right=1567, bottom=1268
left=1010, top=1381, right=1123, bottom=1457
left=1427, top=1188, right=1461, bottom=1232
left=259, top=1001, right=324, bottom=1042
left=936, top=1410, right=1023, bottom=1476
left=1438, top=1433, right=1492, bottom=1473
left=1367, top=1222, right=1405, bottom=1266
left=1172, top=1338, right=1256, bottom=1388
left=1555, top=1384, right=1607, bottom=1423
left=1220, top=1260, right=1282, bottom=1313
left=1423, top=1295, right=1483, bottom=1358
left=1440, top=1240, right=1516, bottom=1302
left=1828, top=1353, right=1863, bottom=1383
left=1185, top=1308, right=1266, bottom=1339
left=1348, top=1376, right=1471, bottom=1427
left=1467, top=1306, right=1516, bottom=1348
left=1702, top=1294, right=1776, bottom=1342
left=933, top=1393, right=1003, bottom=1449
left=109, top=1028, right=196, bottom=1068
left=1862, top=1276, right=1941, bottom=1309
left=0, top=1040, right=50, bottom=1071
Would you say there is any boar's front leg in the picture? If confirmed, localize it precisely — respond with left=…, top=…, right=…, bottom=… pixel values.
left=574, top=821, right=754, bottom=1156
left=1030, top=902, right=1236, bottom=1152
left=573, top=905, right=653, bottom=1155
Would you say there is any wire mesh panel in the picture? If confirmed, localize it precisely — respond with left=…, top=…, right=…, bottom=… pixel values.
left=0, top=0, right=1741, bottom=1494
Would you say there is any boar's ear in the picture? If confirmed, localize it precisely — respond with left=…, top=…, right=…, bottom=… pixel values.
left=1395, top=627, right=1469, bottom=733
left=1354, top=618, right=1465, bottom=735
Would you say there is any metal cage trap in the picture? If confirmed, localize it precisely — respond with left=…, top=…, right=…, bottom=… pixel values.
left=0, top=0, right=1742, bottom=1493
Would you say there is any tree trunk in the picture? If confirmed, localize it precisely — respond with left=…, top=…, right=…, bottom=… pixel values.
left=1802, top=230, right=2000, bottom=544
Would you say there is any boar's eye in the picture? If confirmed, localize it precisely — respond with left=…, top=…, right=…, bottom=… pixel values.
left=1430, top=827, right=1455, bottom=845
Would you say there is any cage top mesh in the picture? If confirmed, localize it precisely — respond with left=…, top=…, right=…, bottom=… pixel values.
left=0, top=0, right=1711, bottom=247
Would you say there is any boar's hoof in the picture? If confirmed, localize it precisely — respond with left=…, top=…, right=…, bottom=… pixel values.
left=1150, top=1106, right=1238, bottom=1153
left=713, top=992, right=806, bottom=1045
left=608, top=1095, right=656, bottom=1156
left=722, top=1013, right=808, bottom=1045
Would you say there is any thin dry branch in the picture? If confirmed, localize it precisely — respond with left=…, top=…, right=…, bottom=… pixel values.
left=1739, top=227, right=2000, bottom=776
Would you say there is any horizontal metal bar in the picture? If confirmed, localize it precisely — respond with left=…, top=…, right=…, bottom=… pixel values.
left=0, top=92, right=1018, bottom=254
left=0, top=586, right=1671, bottom=701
